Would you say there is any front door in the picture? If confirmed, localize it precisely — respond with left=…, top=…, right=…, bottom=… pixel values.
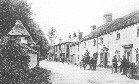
left=124, top=49, right=132, bottom=62
left=123, top=44, right=133, bottom=62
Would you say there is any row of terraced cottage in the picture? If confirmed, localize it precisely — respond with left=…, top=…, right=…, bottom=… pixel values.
left=53, top=10, right=139, bottom=67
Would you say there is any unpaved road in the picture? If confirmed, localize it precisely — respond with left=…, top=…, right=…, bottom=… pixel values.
left=40, top=60, right=139, bottom=84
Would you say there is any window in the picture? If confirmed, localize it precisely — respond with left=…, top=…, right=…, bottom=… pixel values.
left=88, top=40, right=89, bottom=46
left=93, top=39, right=96, bottom=46
left=100, top=37, right=103, bottom=44
left=78, top=55, right=79, bottom=61
left=116, top=33, right=120, bottom=40
left=137, top=27, right=139, bottom=37
left=78, top=44, right=79, bottom=51
left=100, top=52, right=103, bottom=64
left=84, top=42, right=86, bottom=48
left=136, top=48, right=139, bottom=63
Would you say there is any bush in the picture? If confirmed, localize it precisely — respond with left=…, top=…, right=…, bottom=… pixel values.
left=0, top=41, right=51, bottom=84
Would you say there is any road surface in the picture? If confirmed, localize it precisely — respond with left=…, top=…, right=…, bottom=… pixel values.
left=40, top=60, right=139, bottom=84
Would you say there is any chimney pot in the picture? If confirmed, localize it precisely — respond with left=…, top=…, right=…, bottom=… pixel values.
left=103, top=13, right=112, bottom=24
left=91, top=25, right=96, bottom=33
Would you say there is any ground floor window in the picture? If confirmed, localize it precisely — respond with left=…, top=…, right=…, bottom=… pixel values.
left=100, top=52, right=103, bottom=64
left=136, top=48, right=139, bottom=63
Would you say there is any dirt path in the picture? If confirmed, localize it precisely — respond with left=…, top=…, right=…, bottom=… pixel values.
left=40, top=60, right=139, bottom=84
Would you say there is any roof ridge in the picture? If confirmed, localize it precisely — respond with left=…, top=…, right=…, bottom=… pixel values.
left=81, top=9, right=139, bottom=41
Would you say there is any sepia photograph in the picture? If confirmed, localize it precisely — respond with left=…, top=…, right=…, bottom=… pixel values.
left=1, top=0, right=139, bottom=84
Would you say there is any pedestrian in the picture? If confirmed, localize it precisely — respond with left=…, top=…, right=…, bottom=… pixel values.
left=121, top=55, right=128, bottom=75
left=89, top=57, right=94, bottom=70
left=84, top=50, right=90, bottom=64
left=67, top=58, right=70, bottom=64
left=112, top=56, right=117, bottom=73
left=119, top=58, right=123, bottom=73
left=85, top=50, right=90, bottom=58
left=81, top=55, right=86, bottom=70
left=61, top=55, right=64, bottom=64
left=93, top=53, right=98, bottom=70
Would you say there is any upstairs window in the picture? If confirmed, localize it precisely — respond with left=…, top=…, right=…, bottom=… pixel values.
left=93, top=39, right=96, bottom=46
left=137, top=27, right=139, bottom=37
left=116, top=33, right=120, bottom=40
left=84, top=42, right=86, bottom=48
left=99, top=37, right=103, bottom=44
left=136, top=48, right=139, bottom=63
left=78, top=44, right=79, bottom=51
left=55, top=46, right=57, bottom=52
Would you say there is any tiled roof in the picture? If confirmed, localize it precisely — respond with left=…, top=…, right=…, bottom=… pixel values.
left=59, top=10, right=139, bottom=46
left=8, top=20, right=31, bottom=36
left=84, top=10, right=139, bottom=40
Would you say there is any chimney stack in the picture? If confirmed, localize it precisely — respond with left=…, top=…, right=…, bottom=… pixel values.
left=78, top=31, right=83, bottom=40
left=73, top=31, right=76, bottom=37
left=90, top=25, right=96, bottom=33
left=103, top=13, right=112, bottom=24
left=68, top=33, right=71, bottom=39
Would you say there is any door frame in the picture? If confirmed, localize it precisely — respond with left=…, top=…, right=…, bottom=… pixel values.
left=122, top=44, right=133, bottom=62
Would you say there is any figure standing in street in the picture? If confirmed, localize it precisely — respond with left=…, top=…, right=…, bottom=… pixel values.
left=93, top=53, right=98, bottom=70
left=80, top=55, right=86, bottom=70
left=89, top=57, right=94, bottom=70
left=84, top=50, right=90, bottom=64
left=112, top=56, right=118, bottom=73
left=121, top=55, right=128, bottom=75
left=61, top=55, right=64, bottom=64
left=119, top=58, right=123, bottom=73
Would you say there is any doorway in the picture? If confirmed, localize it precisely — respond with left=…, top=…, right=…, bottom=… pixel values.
left=123, top=44, right=133, bottom=62
left=124, top=49, right=132, bottom=62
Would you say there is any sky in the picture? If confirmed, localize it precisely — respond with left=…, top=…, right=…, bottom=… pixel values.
left=27, top=0, right=139, bottom=44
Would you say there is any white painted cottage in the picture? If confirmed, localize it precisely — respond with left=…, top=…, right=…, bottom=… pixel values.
left=54, top=10, right=139, bottom=67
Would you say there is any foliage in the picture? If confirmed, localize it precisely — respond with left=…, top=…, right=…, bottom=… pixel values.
left=48, top=27, right=57, bottom=46
left=48, top=27, right=57, bottom=38
left=0, top=0, right=49, bottom=57
left=0, top=39, right=51, bottom=84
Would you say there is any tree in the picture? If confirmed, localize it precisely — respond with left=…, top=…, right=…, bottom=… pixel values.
left=48, top=27, right=57, bottom=46
left=0, top=0, right=49, bottom=56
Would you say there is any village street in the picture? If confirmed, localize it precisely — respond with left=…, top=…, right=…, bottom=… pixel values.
left=40, top=60, right=139, bottom=84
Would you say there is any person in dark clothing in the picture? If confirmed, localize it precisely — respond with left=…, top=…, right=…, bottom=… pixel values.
left=61, top=55, right=64, bottom=64
left=81, top=56, right=86, bottom=70
left=89, top=57, right=94, bottom=70
left=85, top=50, right=90, bottom=58
left=121, top=56, right=128, bottom=75
left=112, top=56, right=117, bottom=73
left=119, top=58, right=123, bottom=73
left=93, top=53, right=98, bottom=70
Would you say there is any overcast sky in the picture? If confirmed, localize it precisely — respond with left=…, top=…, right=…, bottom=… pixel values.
left=27, top=0, right=139, bottom=44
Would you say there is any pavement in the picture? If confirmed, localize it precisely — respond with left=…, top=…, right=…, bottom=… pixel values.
left=39, top=60, right=139, bottom=84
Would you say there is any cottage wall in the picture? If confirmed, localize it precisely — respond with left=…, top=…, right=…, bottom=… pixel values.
left=28, top=53, right=37, bottom=69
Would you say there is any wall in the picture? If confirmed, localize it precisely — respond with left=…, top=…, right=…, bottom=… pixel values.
left=28, top=53, right=37, bottom=69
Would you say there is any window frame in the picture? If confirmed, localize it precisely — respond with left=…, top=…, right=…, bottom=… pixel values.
left=93, top=39, right=96, bottom=46
left=137, top=27, right=139, bottom=37
left=116, top=32, right=120, bottom=40
left=99, top=37, right=103, bottom=44
left=136, top=48, right=139, bottom=63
